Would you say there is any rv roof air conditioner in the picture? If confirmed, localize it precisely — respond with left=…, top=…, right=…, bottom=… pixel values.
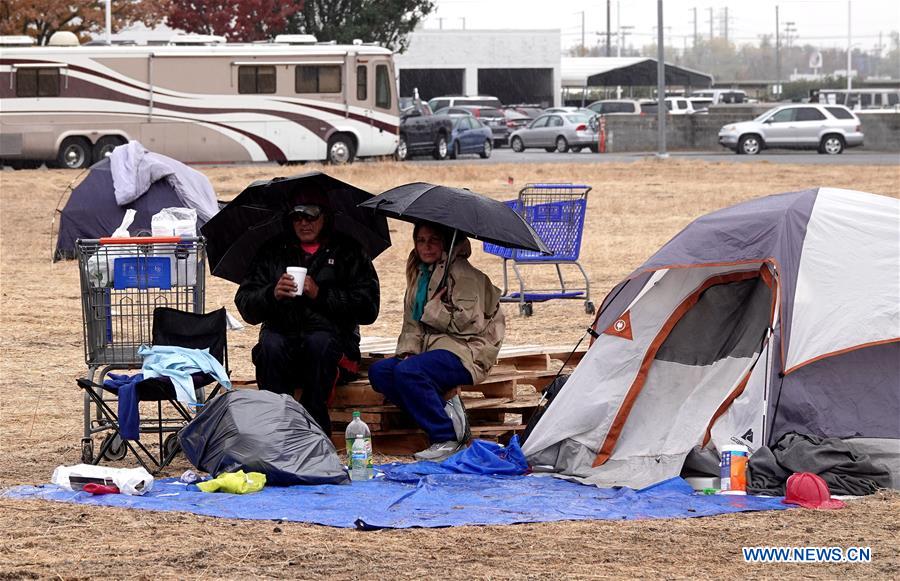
left=48, top=31, right=80, bottom=46
left=273, top=34, right=318, bottom=45
left=0, top=35, right=36, bottom=47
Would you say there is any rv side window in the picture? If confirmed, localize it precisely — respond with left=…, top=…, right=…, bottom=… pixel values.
left=356, top=65, right=368, bottom=100
left=295, top=65, right=342, bottom=93
left=16, top=68, right=60, bottom=97
left=375, top=64, right=391, bottom=109
left=238, top=66, right=276, bottom=94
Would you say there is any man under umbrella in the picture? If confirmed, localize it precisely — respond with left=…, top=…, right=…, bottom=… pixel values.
left=234, top=190, right=380, bottom=435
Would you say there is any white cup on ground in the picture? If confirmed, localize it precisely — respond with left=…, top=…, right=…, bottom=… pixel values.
left=286, top=267, right=307, bottom=296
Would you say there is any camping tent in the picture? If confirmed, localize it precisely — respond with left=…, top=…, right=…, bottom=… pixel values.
left=54, top=158, right=184, bottom=259
left=523, top=188, right=899, bottom=489
left=54, top=142, right=218, bottom=260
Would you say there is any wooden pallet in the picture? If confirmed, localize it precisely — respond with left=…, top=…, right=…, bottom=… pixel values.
left=234, top=337, right=585, bottom=455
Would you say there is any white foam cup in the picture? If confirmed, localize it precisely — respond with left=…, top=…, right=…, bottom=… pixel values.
left=286, top=267, right=307, bottom=296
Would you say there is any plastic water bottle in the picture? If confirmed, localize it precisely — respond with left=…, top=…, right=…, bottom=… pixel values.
left=345, top=411, right=373, bottom=481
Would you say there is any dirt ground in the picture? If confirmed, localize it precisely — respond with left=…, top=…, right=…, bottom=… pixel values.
left=1, top=159, right=898, bottom=579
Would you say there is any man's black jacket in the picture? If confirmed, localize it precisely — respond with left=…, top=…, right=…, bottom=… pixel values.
left=234, top=232, right=380, bottom=360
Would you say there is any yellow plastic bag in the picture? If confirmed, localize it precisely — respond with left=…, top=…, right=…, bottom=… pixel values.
left=196, top=470, right=266, bottom=494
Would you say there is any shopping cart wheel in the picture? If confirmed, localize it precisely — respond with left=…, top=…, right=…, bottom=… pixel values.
left=520, top=303, right=534, bottom=317
left=163, top=433, right=181, bottom=460
left=101, top=433, right=127, bottom=462
left=585, top=301, right=596, bottom=315
left=81, top=438, right=94, bottom=464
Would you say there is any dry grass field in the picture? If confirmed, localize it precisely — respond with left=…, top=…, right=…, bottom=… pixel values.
left=1, top=159, right=898, bottom=579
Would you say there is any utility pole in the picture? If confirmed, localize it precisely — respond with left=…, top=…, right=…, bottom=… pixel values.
left=581, top=11, right=585, bottom=53
left=775, top=5, right=781, bottom=100
left=607, top=0, right=612, bottom=56
left=708, top=7, right=714, bottom=40
left=692, top=7, right=698, bottom=50
left=847, top=0, right=852, bottom=93
left=657, top=0, right=667, bottom=158
left=724, top=7, right=729, bottom=43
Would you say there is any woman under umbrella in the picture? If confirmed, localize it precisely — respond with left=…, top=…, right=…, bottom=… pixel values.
left=368, top=222, right=506, bottom=461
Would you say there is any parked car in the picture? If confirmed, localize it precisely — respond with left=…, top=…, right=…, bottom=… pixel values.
left=689, top=97, right=713, bottom=113
left=505, top=104, right=544, bottom=119
left=427, top=95, right=503, bottom=112
left=502, top=109, right=532, bottom=132
left=586, top=99, right=643, bottom=116
left=543, top=106, right=582, bottom=114
left=509, top=112, right=599, bottom=153
left=638, top=97, right=696, bottom=116
left=447, top=114, right=493, bottom=159
left=690, top=89, right=747, bottom=104
left=718, top=104, right=863, bottom=155
left=397, top=101, right=454, bottom=161
left=434, top=105, right=509, bottom=146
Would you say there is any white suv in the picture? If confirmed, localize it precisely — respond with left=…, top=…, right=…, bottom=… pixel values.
left=718, top=104, right=864, bottom=155
left=428, top=95, right=503, bottom=111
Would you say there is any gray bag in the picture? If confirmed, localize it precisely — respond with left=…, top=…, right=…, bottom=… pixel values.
left=179, top=390, right=350, bottom=485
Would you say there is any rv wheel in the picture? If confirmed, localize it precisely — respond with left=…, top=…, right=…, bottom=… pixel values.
left=327, top=134, right=356, bottom=164
left=57, top=137, right=92, bottom=169
left=92, top=136, right=125, bottom=163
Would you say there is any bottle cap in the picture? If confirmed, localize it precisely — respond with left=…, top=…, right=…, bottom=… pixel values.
left=352, top=411, right=360, bottom=418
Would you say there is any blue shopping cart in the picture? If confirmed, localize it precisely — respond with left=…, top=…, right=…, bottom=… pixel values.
left=483, top=183, right=593, bottom=317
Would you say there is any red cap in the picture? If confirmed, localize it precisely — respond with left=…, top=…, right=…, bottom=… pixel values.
left=782, top=472, right=846, bottom=510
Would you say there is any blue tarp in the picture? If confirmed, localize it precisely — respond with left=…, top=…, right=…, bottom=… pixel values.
left=2, top=470, right=789, bottom=529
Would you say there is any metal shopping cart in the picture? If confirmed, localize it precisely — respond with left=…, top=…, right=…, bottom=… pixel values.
left=74, top=236, right=206, bottom=463
left=483, top=183, right=593, bottom=317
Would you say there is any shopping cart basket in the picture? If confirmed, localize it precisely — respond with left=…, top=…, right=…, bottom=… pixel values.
left=483, top=183, right=593, bottom=316
left=74, top=236, right=206, bottom=464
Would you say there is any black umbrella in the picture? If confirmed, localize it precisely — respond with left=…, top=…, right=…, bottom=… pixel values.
left=358, top=182, right=550, bottom=254
left=201, top=172, right=391, bottom=284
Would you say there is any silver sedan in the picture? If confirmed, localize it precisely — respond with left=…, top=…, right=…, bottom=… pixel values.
left=509, top=112, right=600, bottom=153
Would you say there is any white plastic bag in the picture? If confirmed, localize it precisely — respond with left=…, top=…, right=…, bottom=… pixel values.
left=111, top=209, right=137, bottom=238
left=51, top=463, right=155, bottom=496
left=151, top=207, right=197, bottom=237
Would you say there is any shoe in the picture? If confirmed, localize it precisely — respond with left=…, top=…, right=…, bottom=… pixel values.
left=444, top=395, right=471, bottom=444
left=414, top=440, right=464, bottom=462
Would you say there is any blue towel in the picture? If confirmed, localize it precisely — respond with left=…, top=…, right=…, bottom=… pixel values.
left=380, top=436, right=530, bottom=483
left=103, top=372, right=144, bottom=440
left=138, top=345, right=231, bottom=405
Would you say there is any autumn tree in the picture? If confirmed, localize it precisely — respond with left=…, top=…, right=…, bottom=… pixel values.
left=0, top=0, right=170, bottom=45
left=167, top=0, right=302, bottom=43
left=285, top=0, right=435, bottom=52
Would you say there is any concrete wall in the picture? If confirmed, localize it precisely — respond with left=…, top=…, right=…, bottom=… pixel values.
left=395, top=29, right=561, bottom=106
left=604, top=108, right=900, bottom=153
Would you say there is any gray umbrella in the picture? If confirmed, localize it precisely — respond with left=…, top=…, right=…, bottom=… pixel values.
left=358, top=182, right=550, bottom=254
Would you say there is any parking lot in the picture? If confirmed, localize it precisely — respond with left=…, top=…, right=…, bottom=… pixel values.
left=408, top=147, right=900, bottom=166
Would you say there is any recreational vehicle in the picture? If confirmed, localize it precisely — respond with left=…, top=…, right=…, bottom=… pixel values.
left=0, top=34, right=400, bottom=168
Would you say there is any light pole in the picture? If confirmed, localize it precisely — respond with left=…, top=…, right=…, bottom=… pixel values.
left=847, top=0, right=853, bottom=93
left=656, top=0, right=667, bottom=158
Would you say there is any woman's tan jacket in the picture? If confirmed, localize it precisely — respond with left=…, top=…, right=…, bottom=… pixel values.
left=396, top=238, right=506, bottom=384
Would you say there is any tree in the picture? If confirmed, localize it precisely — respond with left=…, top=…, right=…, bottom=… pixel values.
left=0, top=0, right=170, bottom=45
left=167, top=0, right=301, bottom=43
left=286, top=0, right=435, bottom=52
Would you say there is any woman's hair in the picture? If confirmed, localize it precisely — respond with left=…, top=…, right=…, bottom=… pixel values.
left=412, top=221, right=451, bottom=247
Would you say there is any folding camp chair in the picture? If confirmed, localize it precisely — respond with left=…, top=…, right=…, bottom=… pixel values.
left=76, top=307, right=229, bottom=473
